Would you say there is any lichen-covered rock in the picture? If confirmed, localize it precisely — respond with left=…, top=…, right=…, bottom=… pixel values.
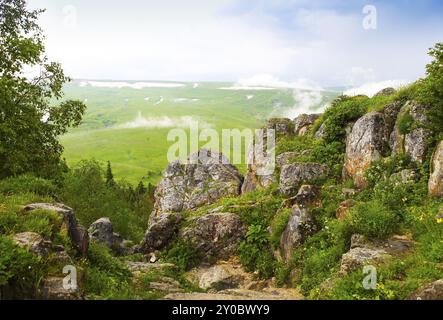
left=394, top=102, right=432, bottom=164
left=181, top=213, right=247, bottom=262
left=343, top=112, right=388, bottom=188
left=279, top=163, right=328, bottom=196
left=151, top=149, right=243, bottom=221
left=281, top=185, right=320, bottom=209
left=242, top=131, right=276, bottom=194
left=293, top=114, right=321, bottom=136
left=266, top=118, right=293, bottom=136
left=382, top=101, right=403, bottom=134
left=89, top=218, right=127, bottom=254
left=13, top=232, right=51, bottom=258
left=276, top=152, right=301, bottom=167
left=409, top=279, right=443, bottom=300
left=23, top=203, right=89, bottom=257
left=38, top=277, right=82, bottom=300
left=340, top=234, right=413, bottom=274
left=141, top=213, right=183, bottom=252
left=429, top=141, right=443, bottom=197
left=280, top=205, right=316, bottom=262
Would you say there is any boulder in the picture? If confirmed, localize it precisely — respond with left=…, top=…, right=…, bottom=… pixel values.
left=38, top=277, right=82, bottom=300
left=343, top=112, right=389, bottom=188
left=89, top=218, right=127, bottom=254
left=409, top=279, right=443, bottom=300
left=125, top=261, right=177, bottom=273
left=266, top=118, right=293, bottom=136
left=141, top=213, right=183, bottom=252
left=276, top=152, right=301, bottom=167
left=151, top=149, right=243, bottom=221
left=279, top=163, right=328, bottom=196
left=280, top=204, right=316, bottom=262
left=189, top=261, right=253, bottom=291
left=293, top=114, right=321, bottom=136
left=181, top=213, right=247, bottom=262
left=429, top=141, right=443, bottom=197
left=23, top=203, right=89, bottom=257
left=340, top=234, right=414, bottom=274
left=13, top=232, right=51, bottom=258
left=281, top=185, right=320, bottom=209
left=382, top=101, right=403, bottom=134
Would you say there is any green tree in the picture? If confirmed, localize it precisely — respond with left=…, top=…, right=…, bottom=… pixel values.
left=135, top=181, right=146, bottom=195
left=0, top=0, right=86, bottom=179
left=418, top=42, right=443, bottom=137
left=105, top=161, right=115, bottom=187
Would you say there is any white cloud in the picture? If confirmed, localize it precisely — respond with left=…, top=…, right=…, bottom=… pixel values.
left=120, top=113, right=212, bottom=129
left=220, top=74, right=324, bottom=91
left=344, top=80, right=410, bottom=97
left=282, top=89, right=325, bottom=119
left=173, top=98, right=200, bottom=103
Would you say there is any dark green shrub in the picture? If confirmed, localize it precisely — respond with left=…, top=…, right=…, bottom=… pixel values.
left=397, top=112, right=415, bottom=135
left=163, top=240, right=202, bottom=271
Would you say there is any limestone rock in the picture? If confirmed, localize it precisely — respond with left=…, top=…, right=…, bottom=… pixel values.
left=281, top=185, right=320, bottom=209
left=343, top=112, right=388, bottom=189
left=38, top=277, right=82, bottom=300
left=89, top=217, right=127, bottom=254
left=279, top=163, right=328, bottom=196
left=429, top=141, right=443, bottom=197
left=315, top=122, right=326, bottom=139
left=266, top=118, right=293, bottom=136
left=151, top=149, right=243, bottom=221
left=125, top=261, right=177, bottom=273
left=340, top=234, right=414, bottom=274
left=23, top=203, right=89, bottom=257
left=181, top=213, right=247, bottom=262
left=164, top=288, right=303, bottom=300
left=293, top=114, right=321, bottom=136
left=13, top=232, right=51, bottom=258
left=141, top=213, right=183, bottom=252
left=280, top=205, right=316, bottom=262
left=276, top=152, right=300, bottom=167
left=409, top=279, right=443, bottom=300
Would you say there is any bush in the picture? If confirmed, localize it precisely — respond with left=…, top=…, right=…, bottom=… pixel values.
left=163, top=240, right=202, bottom=271
left=0, top=175, right=56, bottom=197
left=239, top=225, right=276, bottom=278
left=0, top=235, right=44, bottom=293
left=345, top=201, right=400, bottom=239
left=270, top=209, right=291, bottom=248
left=397, top=111, right=415, bottom=135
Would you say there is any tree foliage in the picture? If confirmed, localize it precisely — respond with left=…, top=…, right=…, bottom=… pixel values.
left=0, top=0, right=86, bottom=178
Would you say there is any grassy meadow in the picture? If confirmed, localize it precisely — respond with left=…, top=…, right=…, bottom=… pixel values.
left=60, top=81, right=339, bottom=184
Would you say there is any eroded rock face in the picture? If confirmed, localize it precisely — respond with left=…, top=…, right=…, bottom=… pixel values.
left=141, top=213, right=183, bottom=252
left=151, top=149, right=243, bottom=221
left=13, top=232, right=51, bottom=258
left=293, top=114, right=321, bottom=136
left=429, top=141, right=443, bottom=197
left=23, top=203, right=89, bottom=257
left=343, top=112, right=388, bottom=189
left=409, top=279, right=443, bottom=300
left=279, top=163, right=328, bottom=196
left=340, top=234, right=413, bottom=274
left=280, top=205, right=316, bottom=262
left=181, top=213, right=247, bottom=262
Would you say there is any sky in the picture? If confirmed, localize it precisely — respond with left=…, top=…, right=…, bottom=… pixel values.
left=28, top=0, right=443, bottom=86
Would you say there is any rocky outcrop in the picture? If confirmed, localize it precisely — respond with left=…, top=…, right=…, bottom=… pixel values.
left=141, top=213, right=183, bottom=252
left=164, top=288, right=303, bottom=300
left=429, top=141, right=443, bottom=197
left=409, top=279, right=443, bottom=300
left=89, top=218, right=130, bottom=254
left=340, top=234, right=414, bottom=274
left=390, top=102, right=432, bottom=164
left=280, top=205, right=316, bottom=262
left=13, top=232, right=51, bottom=258
left=343, top=112, right=388, bottom=188
left=181, top=212, right=247, bottom=262
left=279, top=163, right=328, bottom=196
left=23, top=203, right=89, bottom=257
left=293, top=114, right=321, bottom=136
left=266, top=118, right=293, bottom=136
left=151, top=149, right=243, bottom=222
